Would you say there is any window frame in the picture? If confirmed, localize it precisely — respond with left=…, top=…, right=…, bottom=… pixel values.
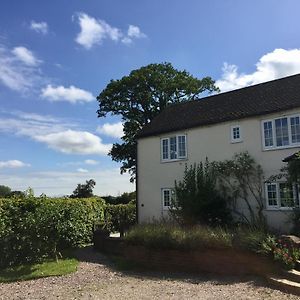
left=160, top=134, right=187, bottom=162
left=265, top=182, right=300, bottom=210
left=161, top=188, right=175, bottom=210
left=262, top=113, right=300, bottom=150
left=230, top=125, right=242, bottom=143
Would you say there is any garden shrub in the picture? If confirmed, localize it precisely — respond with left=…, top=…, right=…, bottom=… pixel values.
left=170, top=160, right=232, bottom=226
left=215, top=152, right=266, bottom=228
left=0, top=196, right=105, bottom=268
left=104, top=200, right=136, bottom=236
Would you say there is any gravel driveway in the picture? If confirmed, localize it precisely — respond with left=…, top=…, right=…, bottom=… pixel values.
left=0, top=246, right=298, bottom=300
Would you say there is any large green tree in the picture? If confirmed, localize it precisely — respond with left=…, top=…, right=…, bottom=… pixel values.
left=70, top=179, right=96, bottom=198
left=97, top=62, right=218, bottom=181
left=0, top=185, right=11, bottom=198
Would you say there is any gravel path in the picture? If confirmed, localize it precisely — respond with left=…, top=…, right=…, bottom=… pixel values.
left=0, top=246, right=298, bottom=300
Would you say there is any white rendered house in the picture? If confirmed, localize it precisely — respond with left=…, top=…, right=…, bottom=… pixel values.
left=136, top=74, right=300, bottom=231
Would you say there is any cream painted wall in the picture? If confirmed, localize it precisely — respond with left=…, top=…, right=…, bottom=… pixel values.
left=137, top=108, right=300, bottom=231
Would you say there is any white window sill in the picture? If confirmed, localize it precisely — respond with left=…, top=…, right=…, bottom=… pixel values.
left=161, top=158, right=188, bottom=163
left=263, top=144, right=300, bottom=151
left=231, top=139, right=243, bottom=144
left=264, top=207, right=296, bottom=211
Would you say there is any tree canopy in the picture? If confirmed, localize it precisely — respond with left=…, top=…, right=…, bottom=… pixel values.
left=0, top=185, right=11, bottom=198
left=97, top=62, right=218, bottom=181
left=70, top=179, right=96, bottom=198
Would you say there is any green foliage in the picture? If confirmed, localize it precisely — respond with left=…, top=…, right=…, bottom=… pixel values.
left=0, top=258, right=78, bottom=283
left=0, top=185, right=11, bottom=198
left=233, top=227, right=269, bottom=253
left=104, top=200, right=136, bottom=236
left=215, top=151, right=266, bottom=228
left=292, top=209, right=300, bottom=234
left=97, top=62, right=219, bottom=181
left=125, top=224, right=233, bottom=250
left=0, top=196, right=105, bottom=268
left=171, top=160, right=232, bottom=226
left=70, top=179, right=96, bottom=198
left=102, top=191, right=136, bottom=205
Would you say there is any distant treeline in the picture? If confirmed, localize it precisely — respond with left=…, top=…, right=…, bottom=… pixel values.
left=102, top=191, right=136, bottom=205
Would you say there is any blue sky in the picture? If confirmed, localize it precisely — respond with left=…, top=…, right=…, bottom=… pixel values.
left=1, top=0, right=300, bottom=196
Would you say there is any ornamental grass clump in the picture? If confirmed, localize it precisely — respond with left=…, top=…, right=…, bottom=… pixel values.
left=125, top=224, right=233, bottom=250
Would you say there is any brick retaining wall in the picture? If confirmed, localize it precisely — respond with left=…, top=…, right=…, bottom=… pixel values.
left=93, top=234, right=280, bottom=276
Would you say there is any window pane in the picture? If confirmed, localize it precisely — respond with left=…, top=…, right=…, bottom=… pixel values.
left=291, top=116, right=300, bottom=143
left=162, top=139, right=169, bottom=160
left=275, top=118, right=289, bottom=147
left=267, top=183, right=277, bottom=206
left=163, top=190, right=170, bottom=207
left=170, top=137, right=177, bottom=159
left=178, top=135, right=186, bottom=157
left=279, top=183, right=294, bottom=207
left=232, top=127, right=240, bottom=140
left=263, top=121, right=273, bottom=147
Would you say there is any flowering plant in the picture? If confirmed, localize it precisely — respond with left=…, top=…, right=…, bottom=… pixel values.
left=263, top=236, right=300, bottom=269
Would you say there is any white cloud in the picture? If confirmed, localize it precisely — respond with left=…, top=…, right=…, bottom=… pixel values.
left=122, top=25, right=146, bottom=45
left=216, top=48, right=300, bottom=92
left=75, top=13, right=122, bottom=49
left=0, top=44, right=44, bottom=92
left=85, top=159, right=99, bottom=165
left=0, top=111, right=72, bottom=137
left=0, top=160, right=30, bottom=169
left=41, top=84, right=94, bottom=103
left=30, top=21, right=48, bottom=35
left=96, top=122, right=123, bottom=138
left=12, top=46, right=41, bottom=66
left=57, top=159, right=99, bottom=167
left=0, top=168, right=134, bottom=196
left=77, top=168, right=88, bottom=173
left=34, top=130, right=112, bottom=155
left=0, top=111, right=111, bottom=156
left=127, top=25, right=146, bottom=38
left=74, top=12, right=146, bottom=49
left=121, top=37, right=132, bottom=45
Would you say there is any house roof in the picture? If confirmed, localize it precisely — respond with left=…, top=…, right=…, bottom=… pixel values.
left=138, top=73, right=300, bottom=138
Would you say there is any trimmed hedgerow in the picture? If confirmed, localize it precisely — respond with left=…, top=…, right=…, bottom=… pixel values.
left=104, top=200, right=136, bottom=236
left=0, top=196, right=105, bottom=268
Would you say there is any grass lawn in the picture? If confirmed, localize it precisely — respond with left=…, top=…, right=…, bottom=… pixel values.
left=0, top=258, right=78, bottom=283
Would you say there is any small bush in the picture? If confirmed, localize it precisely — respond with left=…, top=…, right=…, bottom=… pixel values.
left=0, top=196, right=105, bottom=268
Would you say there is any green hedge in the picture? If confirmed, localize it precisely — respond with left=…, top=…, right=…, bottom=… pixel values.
left=105, top=200, right=136, bottom=236
left=0, top=197, right=105, bottom=268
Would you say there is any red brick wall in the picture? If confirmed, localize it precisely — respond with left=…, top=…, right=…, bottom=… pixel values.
left=94, top=236, right=279, bottom=276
